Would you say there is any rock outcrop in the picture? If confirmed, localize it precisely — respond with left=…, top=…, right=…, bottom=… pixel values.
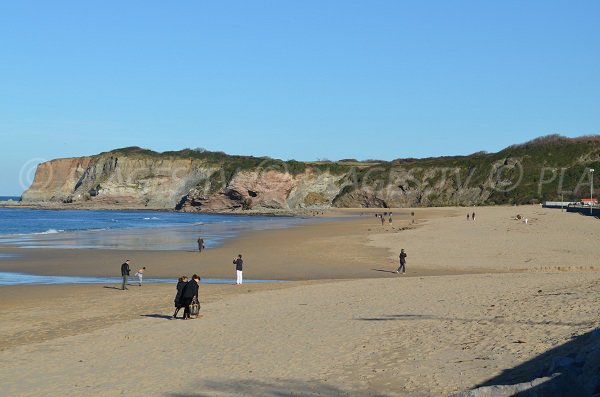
left=181, top=168, right=345, bottom=212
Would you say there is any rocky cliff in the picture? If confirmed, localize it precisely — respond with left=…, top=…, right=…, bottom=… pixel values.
left=22, top=149, right=219, bottom=209
left=20, top=136, right=600, bottom=211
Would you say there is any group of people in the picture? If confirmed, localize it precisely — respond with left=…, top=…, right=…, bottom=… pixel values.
left=466, top=212, right=476, bottom=221
left=120, top=260, right=146, bottom=290
left=375, top=212, right=393, bottom=226
left=173, top=274, right=201, bottom=320
left=119, top=249, right=246, bottom=320
left=172, top=254, right=244, bottom=319
left=119, top=233, right=409, bottom=320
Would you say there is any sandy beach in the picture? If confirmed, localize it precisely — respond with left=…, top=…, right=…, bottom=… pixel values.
left=1, top=205, right=600, bottom=396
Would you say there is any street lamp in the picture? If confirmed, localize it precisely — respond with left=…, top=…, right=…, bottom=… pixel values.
left=591, top=168, right=595, bottom=215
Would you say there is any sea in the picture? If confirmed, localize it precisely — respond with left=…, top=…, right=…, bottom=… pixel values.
left=0, top=208, right=316, bottom=250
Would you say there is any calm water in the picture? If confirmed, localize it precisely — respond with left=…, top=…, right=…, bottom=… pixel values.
left=0, top=208, right=319, bottom=250
left=0, top=271, right=283, bottom=286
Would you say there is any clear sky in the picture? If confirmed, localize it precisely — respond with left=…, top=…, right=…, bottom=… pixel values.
left=1, top=0, right=599, bottom=195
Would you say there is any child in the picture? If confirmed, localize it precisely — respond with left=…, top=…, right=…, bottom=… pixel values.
left=135, top=267, right=146, bottom=286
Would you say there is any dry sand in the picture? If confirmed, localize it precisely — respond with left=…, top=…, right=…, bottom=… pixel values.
left=1, top=205, right=600, bottom=396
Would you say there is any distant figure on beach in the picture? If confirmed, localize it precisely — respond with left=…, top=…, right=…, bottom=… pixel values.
left=411, top=211, right=415, bottom=224
left=381, top=216, right=385, bottom=226
left=172, top=276, right=188, bottom=318
left=396, top=249, right=407, bottom=274
left=472, top=212, right=476, bottom=221
left=135, top=266, right=146, bottom=286
left=234, top=254, right=244, bottom=285
left=524, top=218, right=529, bottom=225
left=120, top=260, right=131, bottom=290
left=467, top=213, right=470, bottom=221
left=197, top=238, right=205, bottom=253
left=180, top=274, right=200, bottom=320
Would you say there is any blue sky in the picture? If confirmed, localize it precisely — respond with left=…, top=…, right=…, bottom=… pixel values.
left=1, top=0, right=599, bottom=195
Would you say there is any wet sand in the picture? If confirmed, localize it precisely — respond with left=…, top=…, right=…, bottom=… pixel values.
left=1, top=205, right=600, bottom=396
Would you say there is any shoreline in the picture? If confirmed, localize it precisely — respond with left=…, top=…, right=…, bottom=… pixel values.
left=0, top=200, right=334, bottom=217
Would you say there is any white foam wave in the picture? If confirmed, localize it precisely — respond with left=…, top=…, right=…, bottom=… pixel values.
left=35, top=229, right=64, bottom=235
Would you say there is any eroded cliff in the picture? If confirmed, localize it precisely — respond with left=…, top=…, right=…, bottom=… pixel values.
left=20, top=136, right=600, bottom=211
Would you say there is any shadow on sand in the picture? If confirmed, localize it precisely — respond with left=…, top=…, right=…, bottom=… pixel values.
left=165, top=324, right=600, bottom=396
left=140, top=314, right=173, bottom=320
left=362, top=314, right=600, bottom=396
left=371, top=268, right=398, bottom=274
left=469, top=327, right=600, bottom=396
left=167, top=379, right=390, bottom=397
left=358, top=314, right=600, bottom=396
left=357, top=313, right=593, bottom=328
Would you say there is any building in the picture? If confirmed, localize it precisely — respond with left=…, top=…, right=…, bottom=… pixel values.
left=580, top=198, right=598, bottom=206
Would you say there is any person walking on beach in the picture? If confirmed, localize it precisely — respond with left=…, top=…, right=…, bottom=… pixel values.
left=180, top=274, right=200, bottom=320
left=172, top=276, right=188, bottom=319
left=121, top=260, right=131, bottom=290
left=396, top=249, right=407, bottom=274
left=234, top=254, right=244, bottom=285
left=472, top=212, right=476, bottom=221
left=197, top=238, right=205, bottom=253
left=467, top=213, right=470, bottom=221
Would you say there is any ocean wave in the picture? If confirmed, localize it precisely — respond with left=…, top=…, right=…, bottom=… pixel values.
left=35, top=228, right=64, bottom=235
left=143, top=217, right=160, bottom=220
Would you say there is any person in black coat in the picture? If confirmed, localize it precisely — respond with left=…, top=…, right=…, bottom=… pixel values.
left=180, top=274, right=200, bottom=320
left=396, top=249, right=407, bottom=274
left=172, top=276, right=188, bottom=319
left=120, top=260, right=131, bottom=290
